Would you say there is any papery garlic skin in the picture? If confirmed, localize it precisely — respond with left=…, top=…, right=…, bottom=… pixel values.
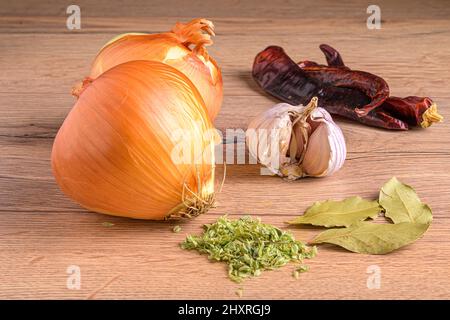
left=246, top=98, right=346, bottom=179
left=247, top=104, right=299, bottom=176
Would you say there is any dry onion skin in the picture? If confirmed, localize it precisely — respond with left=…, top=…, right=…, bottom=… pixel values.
left=77, top=18, right=223, bottom=121
left=52, top=60, right=217, bottom=220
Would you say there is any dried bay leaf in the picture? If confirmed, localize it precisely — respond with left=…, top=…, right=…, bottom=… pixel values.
left=311, top=221, right=430, bottom=254
left=379, top=177, right=432, bottom=225
left=295, top=177, right=433, bottom=254
left=288, top=196, right=381, bottom=227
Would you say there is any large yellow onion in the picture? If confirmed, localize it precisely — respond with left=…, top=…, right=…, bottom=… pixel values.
left=53, top=60, right=217, bottom=220
left=81, top=18, right=223, bottom=121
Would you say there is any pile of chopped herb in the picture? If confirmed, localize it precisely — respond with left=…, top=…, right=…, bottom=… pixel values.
left=181, top=216, right=317, bottom=282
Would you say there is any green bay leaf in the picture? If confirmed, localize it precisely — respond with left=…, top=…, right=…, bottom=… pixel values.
left=288, top=196, right=381, bottom=227
left=311, top=221, right=430, bottom=254
left=379, top=177, right=432, bottom=225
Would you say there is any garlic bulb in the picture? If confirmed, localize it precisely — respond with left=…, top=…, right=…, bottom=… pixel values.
left=246, top=97, right=346, bottom=180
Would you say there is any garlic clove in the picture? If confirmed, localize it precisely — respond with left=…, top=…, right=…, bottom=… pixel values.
left=302, top=123, right=331, bottom=177
left=302, top=108, right=346, bottom=177
left=290, top=121, right=308, bottom=160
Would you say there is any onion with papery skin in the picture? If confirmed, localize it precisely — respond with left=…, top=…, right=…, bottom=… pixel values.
left=75, top=18, right=223, bottom=121
left=246, top=97, right=346, bottom=180
left=53, top=60, right=217, bottom=220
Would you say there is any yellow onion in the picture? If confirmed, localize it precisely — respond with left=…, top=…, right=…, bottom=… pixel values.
left=79, top=18, right=223, bottom=121
left=53, top=60, right=217, bottom=220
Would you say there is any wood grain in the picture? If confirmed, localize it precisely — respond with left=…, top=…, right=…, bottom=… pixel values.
left=2, top=0, right=450, bottom=19
left=1, top=0, right=450, bottom=299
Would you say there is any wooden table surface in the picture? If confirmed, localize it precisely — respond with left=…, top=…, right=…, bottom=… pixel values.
left=1, top=0, right=450, bottom=300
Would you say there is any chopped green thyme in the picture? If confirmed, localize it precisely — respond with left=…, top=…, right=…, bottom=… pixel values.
left=173, top=225, right=182, bottom=233
left=181, top=216, right=317, bottom=283
left=296, top=265, right=310, bottom=273
left=101, top=222, right=114, bottom=227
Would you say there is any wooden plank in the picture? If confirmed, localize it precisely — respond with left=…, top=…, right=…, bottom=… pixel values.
left=0, top=93, right=449, bottom=154
left=2, top=0, right=450, bottom=19
left=1, top=20, right=450, bottom=97
left=2, top=15, right=450, bottom=34
left=1, top=210, right=450, bottom=299
left=1, top=144, right=449, bottom=215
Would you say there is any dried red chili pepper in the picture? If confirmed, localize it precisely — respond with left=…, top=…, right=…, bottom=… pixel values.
left=298, top=44, right=443, bottom=128
left=299, top=65, right=390, bottom=117
left=380, top=96, right=442, bottom=128
left=319, top=90, right=408, bottom=130
left=298, top=44, right=349, bottom=70
left=252, top=44, right=443, bottom=130
left=317, top=44, right=347, bottom=69
left=252, top=45, right=321, bottom=106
